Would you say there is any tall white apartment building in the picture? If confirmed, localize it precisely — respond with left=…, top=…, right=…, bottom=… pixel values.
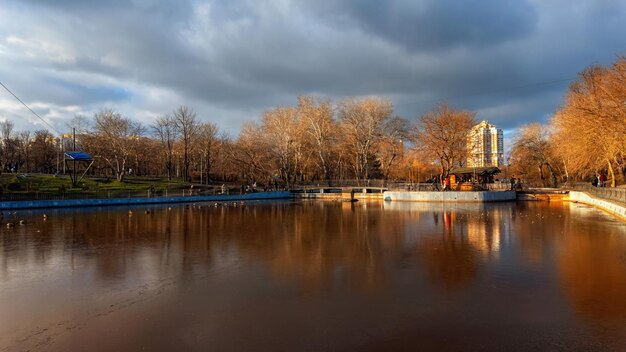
left=467, top=120, right=504, bottom=168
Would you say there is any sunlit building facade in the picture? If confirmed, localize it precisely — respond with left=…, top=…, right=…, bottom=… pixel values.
left=467, top=120, right=504, bottom=168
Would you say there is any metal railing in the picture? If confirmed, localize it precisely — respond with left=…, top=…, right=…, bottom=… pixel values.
left=384, top=182, right=513, bottom=192
left=0, top=186, right=252, bottom=202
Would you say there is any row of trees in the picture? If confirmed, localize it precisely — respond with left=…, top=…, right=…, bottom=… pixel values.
left=9, top=53, right=623, bottom=190
left=510, top=56, right=626, bottom=187
left=1, top=96, right=481, bottom=186
left=0, top=121, right=57, bottom=175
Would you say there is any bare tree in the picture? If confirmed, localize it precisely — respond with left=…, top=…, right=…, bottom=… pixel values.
left=152, top=115, right=178, bottom=180
left=173, top=106, right=199, bottom=182
left=262, top=106, right=307, bottom=186
left=31, top=130, right=57, bottom=173
left=85, top=109, right=144, bottom=181
left=0, top=120, right=15, bottom=172
left=17, top=131, right=31, bottom=173
left=298, top=96, right=337, bottom=185
left=228, top=121, right=272, bottom=183
left=413, top=103, right=476, bottom=179
left=378, top=116, right=409, bottom=180
left=197, top=122, right=219, bottom=184
left=338, top=97, right=394, bottom=183
left=67, top=114, right=92, bottom=135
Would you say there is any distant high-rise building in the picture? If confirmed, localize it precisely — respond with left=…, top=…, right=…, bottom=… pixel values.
left=467, top=120, right=504, bottom=168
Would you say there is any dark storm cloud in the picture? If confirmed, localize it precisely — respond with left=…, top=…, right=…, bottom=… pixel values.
left=0, top=0, right=624, bottom=135
left=301, top=0, right=538, bottom=51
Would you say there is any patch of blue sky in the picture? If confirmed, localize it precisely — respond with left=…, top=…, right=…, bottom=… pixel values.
left=46, top=77, right=133, bottom=103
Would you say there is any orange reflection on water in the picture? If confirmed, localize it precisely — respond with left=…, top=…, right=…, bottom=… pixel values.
left=1, top=201, right=626, bottom=351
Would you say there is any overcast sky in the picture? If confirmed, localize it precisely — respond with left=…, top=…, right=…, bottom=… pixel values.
left=0, top=0, right=624, bottom=139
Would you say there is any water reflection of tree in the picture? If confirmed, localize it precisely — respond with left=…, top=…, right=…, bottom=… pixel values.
left=33, top=202, right=410, bottom=293
left=417, top=210, right=479, bottom=292
left=229, top=201, right=399, bottom=293
left=556, top=212, right=626, bottom=324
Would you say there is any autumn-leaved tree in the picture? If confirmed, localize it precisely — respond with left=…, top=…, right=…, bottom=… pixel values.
left=414, top=103, right=475, bottom=179
left=551, top=57, right=626, bottom=186
left=509, top=123, right=560, bottom=187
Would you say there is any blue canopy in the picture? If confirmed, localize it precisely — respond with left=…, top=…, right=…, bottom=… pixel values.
left=64, top=151, right=93, bottom=160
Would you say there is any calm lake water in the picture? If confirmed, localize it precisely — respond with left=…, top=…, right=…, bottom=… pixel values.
left=1, top=200, right=626, bottom=351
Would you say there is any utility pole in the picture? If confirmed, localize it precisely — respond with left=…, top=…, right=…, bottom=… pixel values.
left=56, top=137, right=60, bottom=174
left=73, top=128, right=77, bottom=187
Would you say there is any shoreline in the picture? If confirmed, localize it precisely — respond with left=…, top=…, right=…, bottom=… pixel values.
left=0, top=191, right=293, bottom=210
left=3, top=190, right=624, bottom=223
left=567, top=191, right=626, bottom=222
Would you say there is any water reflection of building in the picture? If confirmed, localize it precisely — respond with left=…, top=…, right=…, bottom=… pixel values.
left=384, top=202, right=508, bottom=259
left=466, top=207, right=506, bottom=258
left=382, top=202, right=514, bottom=291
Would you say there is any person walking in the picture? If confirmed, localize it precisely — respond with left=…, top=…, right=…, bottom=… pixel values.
left=599, top=173, right=606, bottom=187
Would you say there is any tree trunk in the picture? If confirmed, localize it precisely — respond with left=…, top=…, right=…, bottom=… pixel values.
left=166, top=157, right=172, bottom=181
left=546, top=163, right=558, bottom=188
left=607, top=159, right=616, bottom=187
left=118, top=159, right=126, bottom=182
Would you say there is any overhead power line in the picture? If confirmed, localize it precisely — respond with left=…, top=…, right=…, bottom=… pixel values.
left=0, top=79, right=62, bottom=135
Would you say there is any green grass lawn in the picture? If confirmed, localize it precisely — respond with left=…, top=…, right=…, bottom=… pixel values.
left=0, top=173, right=193, bottom=196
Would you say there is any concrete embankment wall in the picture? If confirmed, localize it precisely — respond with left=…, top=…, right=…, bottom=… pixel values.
left=383, top=191, right=516, bottom=202
left=296, top=192, right=383, bottom=200
left=567, top=191, right=626, bottom=221
left=0, top=191, right=293, bottom=210
left=516, top=192, right=567, bottom=202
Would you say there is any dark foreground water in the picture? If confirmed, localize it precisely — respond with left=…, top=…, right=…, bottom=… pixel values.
left=1, top=200, right=626, bottom=351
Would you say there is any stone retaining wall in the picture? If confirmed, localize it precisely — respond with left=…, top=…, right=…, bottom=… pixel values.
left=567, top=191, right=626, bottom=221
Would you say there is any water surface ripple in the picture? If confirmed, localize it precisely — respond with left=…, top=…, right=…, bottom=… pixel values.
left=1, top=200, right=626, bottom=351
